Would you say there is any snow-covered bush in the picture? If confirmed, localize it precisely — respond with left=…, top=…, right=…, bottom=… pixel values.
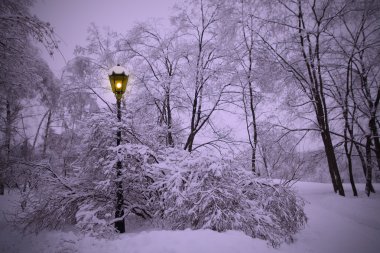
left=17, top=163, right=82, bottom=233
left=18, top=145, right=306, bottom=246
left=150, top=149, right=307, bottom=247
left=240, top=179, right=307, bottom=245
left=17, top=110, right=156, bottom=236
left=17, top=110, right=306, bottom=247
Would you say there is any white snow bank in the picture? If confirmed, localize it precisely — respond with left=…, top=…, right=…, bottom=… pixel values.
left=1, top=182, right=380, bottom=253
left=76, top=229, right=272, bottom=253
left=282, top=182, right=380, bottom=253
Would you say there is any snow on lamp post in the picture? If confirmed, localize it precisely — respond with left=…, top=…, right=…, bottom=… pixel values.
left=108, top=64, right=129, bottom=233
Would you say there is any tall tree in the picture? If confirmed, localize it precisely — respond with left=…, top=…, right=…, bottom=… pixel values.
left=256, top=0, right=347, bottom=195
left=231, top=0, right=282, bottom=175
left=325, top=0, right=380, bottom=195
left=0, top=0, right=58, bottom=194
left=117, top=23, right=183, bottom=147
left=173, top=0, right=233, bottom=152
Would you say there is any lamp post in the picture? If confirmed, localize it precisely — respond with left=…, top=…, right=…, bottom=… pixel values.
left=108, top=64, right=129, bottom=233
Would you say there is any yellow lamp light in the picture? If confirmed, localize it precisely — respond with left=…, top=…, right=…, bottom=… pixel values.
left=108, top=64, right=129, bottom=100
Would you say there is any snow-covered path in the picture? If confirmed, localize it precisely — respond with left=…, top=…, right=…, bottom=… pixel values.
left=280, top=182, right=380, bottom=253
left=1, top=182, right=379, bottom=253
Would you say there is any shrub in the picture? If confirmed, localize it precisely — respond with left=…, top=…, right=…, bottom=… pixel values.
left=16, top=113, right=307, bottom=247
left=150, top=149, right=307, bottom=247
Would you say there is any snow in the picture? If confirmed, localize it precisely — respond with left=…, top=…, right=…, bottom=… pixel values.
left=108, top=65, right=128, bottom=75
left=1, top=182, right=380, bottom=253
left=281, top=182, right=380, bottom=253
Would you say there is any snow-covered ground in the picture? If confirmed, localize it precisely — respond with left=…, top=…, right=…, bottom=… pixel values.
left=1, top=182, right=379, bottom=253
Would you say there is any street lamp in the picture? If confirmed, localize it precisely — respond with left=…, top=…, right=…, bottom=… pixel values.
left=109, top=64, right=129, bottom=101
left=108, top=64, right=129, bottom=233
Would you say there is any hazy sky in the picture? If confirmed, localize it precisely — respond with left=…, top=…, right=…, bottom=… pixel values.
left=31, top=0, right=176, bottom=75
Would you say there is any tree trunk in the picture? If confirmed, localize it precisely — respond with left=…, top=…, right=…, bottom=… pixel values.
left=321, top=131, right=339, bottom=194
left=343, top=108, right=357, bottom=196
left=251, top=147, right=259, bottom=176
left=0, top=100, right=12, bottom=195
left=32, top=110, right=49, bottom=152
left=248, top=83, right=258, bottom=175
left=184, top=81, right=202, bottom=153
left=369, top=116, right=380, bottom=171
left=184, top=132, right=195, bottom=152
left=43, top=110, right=52, bottom=158
left=5, top=100, right=11, bottom=161
left=314, top=89, right=344, bottom=196
left=345, top=138, right=357, bottom=196
left=0, top=178, right=3, bottom=195
left=344, top=60, right=357, bottom=196
left=243, top=14, right=259, bottom=175
left=359, top=49, right=380, bottom=171
left=166, top=91, right=174, bottom=147
left=365, top=135, right=375, bottom=196
left=184, top=83, right=199, bottom=153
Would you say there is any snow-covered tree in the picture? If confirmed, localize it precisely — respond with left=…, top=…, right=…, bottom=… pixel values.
left=116, top=22, right=184, bottom=147
left=0, top=0, right=58, bottom=195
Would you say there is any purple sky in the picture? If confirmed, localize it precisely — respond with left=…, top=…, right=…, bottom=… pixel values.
left=32, top=0, right=176, bottom=75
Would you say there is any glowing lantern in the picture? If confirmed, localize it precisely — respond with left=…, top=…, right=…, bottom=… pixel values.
left=108, top=64, right=129, bottom=100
